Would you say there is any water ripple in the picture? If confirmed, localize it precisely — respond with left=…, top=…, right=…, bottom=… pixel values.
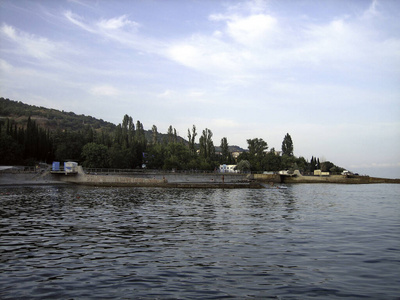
left=1, top=184, right=400, bottom=299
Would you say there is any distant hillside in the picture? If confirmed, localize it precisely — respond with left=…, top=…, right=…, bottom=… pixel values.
left=0, top=97, right=116, bottom=133
left=0, top=97, right=245, bottom=152
left=3, top=98, right=339, bottom=173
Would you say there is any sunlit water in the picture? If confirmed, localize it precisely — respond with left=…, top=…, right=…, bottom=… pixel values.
left=1, top=184, right=399, bottom=299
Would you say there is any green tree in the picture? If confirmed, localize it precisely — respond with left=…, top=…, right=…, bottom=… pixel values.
left=246, top=138, right=268, bottom=171
left=295, top=156, right=308, bottom=173
left=281, top=133, right=294, bottom=156
left=247, top=138, right=268, bottom=157
left=53, top=130, right=84, bottom=161
left=321, top=161, right=335, bottom=172
left=108, top=145, right=131, bottom=169
left=0, top=133, right=23, bottom=164
left=146, top=143, right=166, bottom=169
left=163, top=143, right=190, bottom=170
left=264, top=148, right=282, bottom=171
left=281, top=154, right=296, bottom=171
left=330, top=165, right=345, bottom=174
left=187, top=124, right=197, bottom=155
left=199, top=128, right=215, bottom=160
left=220, top=137, right=230, bottom=164
left=81, top=142, right=109, bottom=168
left=236, top=160, right=251, bottom=172
left=134, top=120, right=146, bottom=167
left=308, top=156, right=321, bottom=173
left=151, top=125, right=158, bottom=145
left=167, top=125, right=174, bottom=144
left=121, top=114, right=135, bottom=148
left=173, top=128, right=177, bottom=143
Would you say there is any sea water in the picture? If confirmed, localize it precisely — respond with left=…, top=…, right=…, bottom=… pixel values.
left=1, top=184, right=399, bottom=299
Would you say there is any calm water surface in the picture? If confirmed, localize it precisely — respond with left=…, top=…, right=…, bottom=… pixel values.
left=1, top=184, right=399, bottom=299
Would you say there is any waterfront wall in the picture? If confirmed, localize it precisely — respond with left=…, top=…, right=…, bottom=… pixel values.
left=241, top=172, right=400, bottom=184
left=2, top=167, right=399, bottom=187
left=251, top=174, right=282, bottom=183
left=57, top=166, right=164, bottom=186
left=55, top=166, right=252, bottom=187
left=282, top=175, right=400, bottom=184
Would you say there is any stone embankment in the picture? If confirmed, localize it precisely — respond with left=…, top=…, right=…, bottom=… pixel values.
left=253, top=173, right=400, bottom=184
left=1, top=167, right=399, bottom=187
left=53, top=166, right=262, bottom=188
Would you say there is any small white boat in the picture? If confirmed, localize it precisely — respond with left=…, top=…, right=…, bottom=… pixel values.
left=275, top=185, right=287, bottom=189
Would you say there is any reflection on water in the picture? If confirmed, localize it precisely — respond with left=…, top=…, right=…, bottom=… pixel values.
left=1, top=184, right=399, bottom=299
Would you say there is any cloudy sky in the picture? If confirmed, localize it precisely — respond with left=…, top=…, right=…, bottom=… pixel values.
left=1, top=0, right=399, bottom=178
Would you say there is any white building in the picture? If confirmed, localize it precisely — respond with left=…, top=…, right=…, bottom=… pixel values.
left=314, top=169, right=330, bottom=176
left=219, top=164, right=237, bottom=173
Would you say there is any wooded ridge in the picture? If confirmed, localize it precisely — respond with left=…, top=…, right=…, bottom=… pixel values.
left=0, top=97, right=344, bottom=174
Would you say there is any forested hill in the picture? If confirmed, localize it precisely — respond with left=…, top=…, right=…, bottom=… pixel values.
left=0, top=97, right=244, bottom=152
left=0, top=97, right=248, bottom=169
left=0, top=97, right=116, bottom=133
left=0, top=97, right=344, bottom=174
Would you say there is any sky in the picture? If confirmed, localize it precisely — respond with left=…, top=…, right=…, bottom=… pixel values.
left=0, top=0, right=399, bottom=178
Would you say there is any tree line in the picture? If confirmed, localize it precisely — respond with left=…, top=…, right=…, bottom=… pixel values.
left=0, top=98, right=345, bottom=174
left=0, top=116, right=54, bottom=165
left=0, top=114, right=344, bottom=174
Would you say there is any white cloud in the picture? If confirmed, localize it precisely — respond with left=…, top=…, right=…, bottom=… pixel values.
left=211, top=118, right=240, bottom=129
left=297, top=19, right=366, bottom=66
left=0, top=59, right=13, bottom=72
left=1, top=24, right=17, bottom=39
left=187, top=90, right=205, bottom=98
left=64, top=10, right=95, bottom=33
left=168, top=1, right=399, bottom=83
left=157, top=89, right=175, bottom=98
left=362, top=0, right=379, bottom=19
left=226, top=14, right=278, bottom=45
left=89, top=85, right=120, bottom=96
left=0, top=24, right=58, bottom=60
left=64, top=11, right=163, bottom=54
left=67, top=0, right=94, bottom=9
left=97, top=15, right=139, bottom=30
left=156, top=89, right=207, bottom=104
left=60, top=1, right=399, bottom=87
left=166, top=38, right=247, bottom=79
left=167, top=44, right=202, bottom=69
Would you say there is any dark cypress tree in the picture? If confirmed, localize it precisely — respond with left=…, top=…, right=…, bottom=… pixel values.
left=6, top=118, right=10, bottom=135
left=310, top=156, right=315, bottom=172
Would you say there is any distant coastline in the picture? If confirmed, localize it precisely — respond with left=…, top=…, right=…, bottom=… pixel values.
left=253, top=173, right=400, bottom=184
left=1, top=167, right=399, bottom=187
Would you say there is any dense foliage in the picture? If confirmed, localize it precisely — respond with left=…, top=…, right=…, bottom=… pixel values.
left=0, top=97, right=345, bottom=173
left=282, top=133, right=294, bottom=156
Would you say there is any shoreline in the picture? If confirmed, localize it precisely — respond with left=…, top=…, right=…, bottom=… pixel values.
left=1, top=168, right=399, bottom=188
left=282, top=175, right=400, bottom=184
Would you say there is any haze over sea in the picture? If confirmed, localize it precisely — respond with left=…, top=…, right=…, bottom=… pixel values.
left=1, top=184, right=399, bottom=299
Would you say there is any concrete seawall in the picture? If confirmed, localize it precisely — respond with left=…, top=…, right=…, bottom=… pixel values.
left=57, top=167, right=165, bottom=186
left=282, top=175, right=400, bottom=184
left=249, top=173, right=400, bottom=184
left=252, top=174, right=282, bottom=183
left=2, top=167, right=398, bottom=187
left=54, top=167, right=261, bottom=188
